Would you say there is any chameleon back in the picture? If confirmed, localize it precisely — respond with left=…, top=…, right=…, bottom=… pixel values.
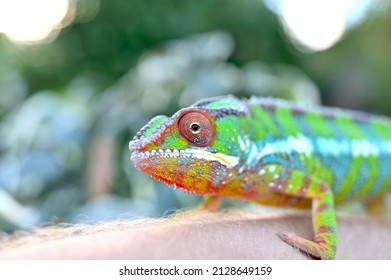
left=245, top=97, right=391, bottom=205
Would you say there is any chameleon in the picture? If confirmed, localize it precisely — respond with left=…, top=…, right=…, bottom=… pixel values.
left=128, top=95, right=391, bottom=259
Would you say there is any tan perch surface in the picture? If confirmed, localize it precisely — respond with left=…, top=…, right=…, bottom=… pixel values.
left=0, top=210, right=390, bottom=259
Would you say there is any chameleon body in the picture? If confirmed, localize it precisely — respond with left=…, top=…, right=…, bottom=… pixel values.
left=129, top=95, right=391, bottom=259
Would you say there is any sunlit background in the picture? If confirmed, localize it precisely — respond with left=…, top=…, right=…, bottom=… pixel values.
left=0, top=0, right=390, bottom=231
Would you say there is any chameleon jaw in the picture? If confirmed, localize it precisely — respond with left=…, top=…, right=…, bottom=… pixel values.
left=130, top=148, right=240, bottom=168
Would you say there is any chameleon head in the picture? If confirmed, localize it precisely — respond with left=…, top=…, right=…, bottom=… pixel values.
left=129, top=96, right=246, bottom=195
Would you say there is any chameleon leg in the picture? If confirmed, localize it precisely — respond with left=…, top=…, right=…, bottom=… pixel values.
left=278, top=189, right=336, bottom=259
left=265, top=166, right=337, bottom=259
left=198, top=195, right=221, bottom=211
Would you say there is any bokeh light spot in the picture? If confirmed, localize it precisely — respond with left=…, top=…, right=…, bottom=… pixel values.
left=0, top=0, right=71, bottom=44
left=265, top=0, right=375, bottom=52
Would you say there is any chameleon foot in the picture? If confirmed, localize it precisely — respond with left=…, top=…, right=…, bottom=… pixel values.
left=168, top=196, right=221, bottom=220
left=278, top=231, right=335, bottom=260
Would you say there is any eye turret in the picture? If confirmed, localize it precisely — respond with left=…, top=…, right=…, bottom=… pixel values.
left=178, top=112, right=212, bottom=147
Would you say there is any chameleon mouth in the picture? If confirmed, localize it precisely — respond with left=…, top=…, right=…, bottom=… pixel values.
left=130, top=148, right=239, bottom=168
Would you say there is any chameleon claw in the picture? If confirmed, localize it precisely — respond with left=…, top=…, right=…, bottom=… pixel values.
left=277, top=231, right=335, bottom=260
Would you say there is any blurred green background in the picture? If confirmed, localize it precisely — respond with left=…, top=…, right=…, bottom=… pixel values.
left=0, top=0, right=390, bottom=231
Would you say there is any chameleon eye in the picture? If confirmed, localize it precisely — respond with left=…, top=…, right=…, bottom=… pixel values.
left=190, top=123, right=201, bottom=133
left=178, top=112, right=212, bottom=147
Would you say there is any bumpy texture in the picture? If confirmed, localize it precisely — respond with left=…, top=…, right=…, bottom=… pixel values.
left=129, top=95, right=391, bottom=259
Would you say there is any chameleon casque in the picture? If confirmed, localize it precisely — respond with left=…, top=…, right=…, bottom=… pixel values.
left=129, top=95, right=391, bottom=259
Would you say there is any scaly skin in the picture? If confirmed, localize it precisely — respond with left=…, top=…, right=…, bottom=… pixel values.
left=129, top=95, right=391, bottom=259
